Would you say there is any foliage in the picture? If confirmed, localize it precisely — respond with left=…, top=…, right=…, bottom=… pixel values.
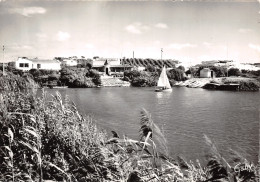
left=224, top=79, right=260, bottom=91
left=177, top=66, right=185, bottom=72
left=167, top=68, right=187, bottom=81
left=85, top=69, right=101, bottom=86
left=145, top=64, right=158, bottom=72
left=185, top=67, right=199, bottom=78
left=0, top=72, right=38, bottom=91
left=77, top=58, right=93, bottom=68
left=60, top=67, right=99, bottom=87
left=124, top=70, right=159, bottom=87
left=228, top=68, right=242, bottom=77
left=124, top=67, right=187, bottom=87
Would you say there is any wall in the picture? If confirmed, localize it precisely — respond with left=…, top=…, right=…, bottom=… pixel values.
left=16, top=58, right=61, bottom=71
left=200, top=69, right=211, bottom=78
left=32, top=62, right=61, bottom=70
left=15, top=58, right=33, bottom=71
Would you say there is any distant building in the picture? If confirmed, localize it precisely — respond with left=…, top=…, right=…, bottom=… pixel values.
left=202, top=60, right=233, bottom=64
left=15, top=57, right=61, bottom=71
left=92, top=58, right=132, bottom=76
left=200, top=68, right=215, bottom=78
left=62, top=58, right=78, bottom=67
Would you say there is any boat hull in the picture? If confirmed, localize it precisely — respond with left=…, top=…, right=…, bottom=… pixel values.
left=155, top=88, right=172, bottom=92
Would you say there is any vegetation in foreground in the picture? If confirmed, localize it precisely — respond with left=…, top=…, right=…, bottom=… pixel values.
left=0, top=83, right=259, bottom=181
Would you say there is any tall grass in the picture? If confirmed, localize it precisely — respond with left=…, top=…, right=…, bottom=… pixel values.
left=0, top=88, right=258, bottom=181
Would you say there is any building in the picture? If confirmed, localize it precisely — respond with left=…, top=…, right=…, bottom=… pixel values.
left=202, top=60, right=233, bottom=65
left=62, top=59, right=78, bottom=67
left=200, top=68, right=215, bottom=78
left=92, top=58, right=132, bottom=76
left=15, top=57, right=61, bottom=71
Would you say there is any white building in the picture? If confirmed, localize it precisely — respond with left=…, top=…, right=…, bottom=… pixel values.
left=200, top=68, right=214, bottom=78
left=92, top=57, right=121, bottom=66
left=92, top=58, right=132, bottom=76
left=62, top=59, right=78, bottom=66
left=16, top=57, right=61, bottom=71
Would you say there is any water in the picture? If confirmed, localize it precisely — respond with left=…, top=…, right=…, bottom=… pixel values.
left=44, top=87, right=259, bottom=163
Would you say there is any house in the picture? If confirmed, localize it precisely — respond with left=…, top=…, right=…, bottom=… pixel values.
left=62, top=59, right=78, bottom=67
left=92, top=58, right=132, bottom=76
left=15, top=57, right=61, bottom=71
left=200, top=68, right=214, bottom=78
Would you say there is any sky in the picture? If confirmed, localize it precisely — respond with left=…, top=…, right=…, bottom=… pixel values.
left=0, top=0, right=260, bottom=64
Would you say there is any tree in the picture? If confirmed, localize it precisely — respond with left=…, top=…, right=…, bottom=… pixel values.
left=145, top=64, right=156, bottom=72
left=228, top=68, right=241, bottom=77
left=167, top=68, right=186, bottom=81
left=177, top=66, right=185, bottom=72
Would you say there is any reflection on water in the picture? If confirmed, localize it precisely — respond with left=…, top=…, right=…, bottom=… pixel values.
left=45, top=87, right=259, bottom=163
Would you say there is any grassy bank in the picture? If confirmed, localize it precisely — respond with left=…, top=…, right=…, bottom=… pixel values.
left=0, top=80, right=259, bottom=181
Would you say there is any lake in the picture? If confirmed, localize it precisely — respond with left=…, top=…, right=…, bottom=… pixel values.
left=44, top=87, right=259, bottom=163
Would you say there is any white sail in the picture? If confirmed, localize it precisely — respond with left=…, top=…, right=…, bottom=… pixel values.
left=157, top=66, right=171, bottom=89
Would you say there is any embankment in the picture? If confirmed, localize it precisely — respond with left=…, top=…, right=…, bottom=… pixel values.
left=175, top=77, right=260, bottom=91
left=101, top=76, right=131, bottom=87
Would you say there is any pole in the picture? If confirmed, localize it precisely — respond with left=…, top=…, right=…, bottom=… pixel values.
left=2, top=45, right=4, bottom=76
left=161, top=48, right=163, bottom=61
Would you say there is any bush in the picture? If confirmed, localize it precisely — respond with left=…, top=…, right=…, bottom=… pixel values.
left=228, top=68, right=241, bottom=77
left=0, top=72, right=38, bottom=91
left=167, top=68, right=186, bottom=81
left=59, top=67, right=99, bottom=87
left=124, top=70, right=158, bottom=87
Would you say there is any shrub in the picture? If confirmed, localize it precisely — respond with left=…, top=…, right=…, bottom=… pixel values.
left=228, top=68, right=241, bottom=77
left=59, top=67, right=99, bottom=87
left=167, top=68, right=186, bottom=81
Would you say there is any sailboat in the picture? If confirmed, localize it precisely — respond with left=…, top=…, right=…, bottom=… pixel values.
left=155, top=66, right=172, bottom=92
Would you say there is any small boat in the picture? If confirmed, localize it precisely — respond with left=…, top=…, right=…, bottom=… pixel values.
left=155, top=66, right=172, bottom=92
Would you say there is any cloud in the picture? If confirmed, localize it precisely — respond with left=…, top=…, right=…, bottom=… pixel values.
left=238, top=28, right=253, bottom=33
left=249, top=43, right=260, bottom=52
left=125, top=22, right=150, bottom=34
left=9, top=7, right=46, bottom=17
left=57, top=31, right=70, bottom=41
left=168, top=43, right=197, bottom=50
left=154, top=23, right=168, bottom=29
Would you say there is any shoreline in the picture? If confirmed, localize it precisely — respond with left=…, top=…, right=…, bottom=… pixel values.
left=174, top=77, right=260, bottom=91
